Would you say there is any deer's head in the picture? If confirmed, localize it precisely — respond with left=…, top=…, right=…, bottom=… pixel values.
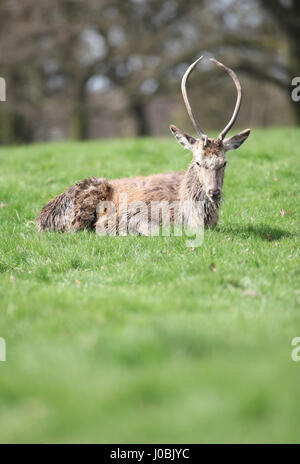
left=170, top=57, right=250, bottom=203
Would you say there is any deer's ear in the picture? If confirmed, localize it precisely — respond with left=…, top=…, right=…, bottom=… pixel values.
left=224, top=129, right=251, bottom=152
left=169, top=125, right=196, bottom=150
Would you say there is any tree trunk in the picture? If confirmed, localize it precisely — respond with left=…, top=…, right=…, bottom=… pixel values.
left=70, top=80, right=89, bottom=140
left=70, top=105, right=88, bottom=140
left=291, top=95, right=300, bottom=125
left=12, top=112, right=34, bottom=143
left=131, top=102, right=151, bottom=136
left=0, top=109, right=13, bottom=144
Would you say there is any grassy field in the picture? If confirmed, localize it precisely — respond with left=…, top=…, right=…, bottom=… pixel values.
left=0, top=127, right=299, bottom=443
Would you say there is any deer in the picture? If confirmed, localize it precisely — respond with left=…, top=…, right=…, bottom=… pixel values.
left=36, top=56, right=250, bottom=235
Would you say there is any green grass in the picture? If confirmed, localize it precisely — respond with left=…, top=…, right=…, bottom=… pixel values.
left=0, top=127, right=299, bottom=443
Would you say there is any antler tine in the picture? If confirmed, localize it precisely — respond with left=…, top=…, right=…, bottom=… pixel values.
left=210, top=58, right=242, bottom=141
left=181, top=56, right=208, bottom=145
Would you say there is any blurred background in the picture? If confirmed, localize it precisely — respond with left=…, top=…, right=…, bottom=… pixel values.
left=0, top=0, right=299, bottom=145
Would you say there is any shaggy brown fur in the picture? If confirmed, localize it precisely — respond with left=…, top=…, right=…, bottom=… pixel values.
left=36, top=177, right=111, bottom=232
left=36, top=172, right=185, bottom=233
left=94, top=172, right=184, bottom=235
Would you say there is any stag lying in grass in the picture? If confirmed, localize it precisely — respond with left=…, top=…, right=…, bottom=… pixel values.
left=36, top=57, right=250, bottom=235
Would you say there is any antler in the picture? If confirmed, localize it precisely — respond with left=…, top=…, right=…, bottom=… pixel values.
left=210, top=58, right=242, bottom=141
left=181, top=56, right=208, bottom=146
left=181, top=56, right=242, bottom=143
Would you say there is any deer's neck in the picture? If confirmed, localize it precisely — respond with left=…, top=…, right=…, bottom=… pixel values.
left=181, top=163, right=219, bottom=227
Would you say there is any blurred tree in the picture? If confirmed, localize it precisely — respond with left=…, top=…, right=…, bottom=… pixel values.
left=260, top=0, right=300, bottom=122
left=0, top=0, right=77, bottom=142
left=53, top=0, right=209, bottom=137
left=0, top=0, right=298, bottom=143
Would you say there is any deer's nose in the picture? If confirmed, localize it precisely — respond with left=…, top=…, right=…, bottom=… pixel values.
left=208, top=189, right=221, bottom=198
